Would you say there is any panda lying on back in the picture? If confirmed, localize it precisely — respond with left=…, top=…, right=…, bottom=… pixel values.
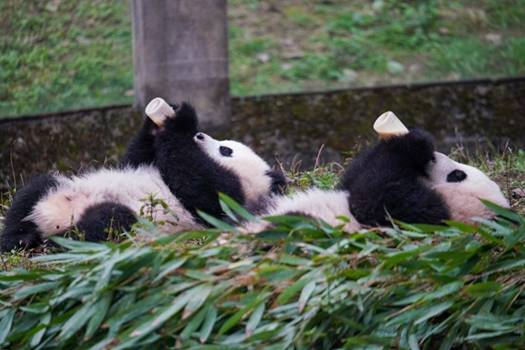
left=244, top=115, right=509, bottom=232
left=1, top=99, right=285, bottom=251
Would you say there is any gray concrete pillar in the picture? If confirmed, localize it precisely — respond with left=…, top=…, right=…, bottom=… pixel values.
left=132, top=0, right=230, bottom=127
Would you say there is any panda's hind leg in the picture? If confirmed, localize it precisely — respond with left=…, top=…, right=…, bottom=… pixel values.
left=76, top=202, right=137, bottom=242
left=1, top=174, right=59, bottom=252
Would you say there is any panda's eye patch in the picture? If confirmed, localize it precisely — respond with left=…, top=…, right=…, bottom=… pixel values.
left=219, top=146, right=233, bottom=157
left=447, top=169, right=467, bottom=183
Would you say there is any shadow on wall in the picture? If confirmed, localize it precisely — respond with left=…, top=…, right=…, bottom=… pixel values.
left=1, top=77, right=525, bottom=190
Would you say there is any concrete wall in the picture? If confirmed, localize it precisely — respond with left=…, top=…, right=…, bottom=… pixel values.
left=1, top=77, right=524, bottom=190
left=132, top=0, right=230, bottom=126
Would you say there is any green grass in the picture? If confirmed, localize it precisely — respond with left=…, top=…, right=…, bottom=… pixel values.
left=228, top=0, right=525, bottom=95
left=0, top=0, right=133, bottom=117
left=1, top=0, right=525, bottom=117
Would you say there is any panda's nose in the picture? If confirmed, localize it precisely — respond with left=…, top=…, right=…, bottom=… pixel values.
left=195, top=132, right=205, bottom=141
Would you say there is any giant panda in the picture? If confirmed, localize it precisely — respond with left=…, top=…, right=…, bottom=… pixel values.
left=243, top=126, right=509, bottom=233
left=0, top=100, right=286, bottom=251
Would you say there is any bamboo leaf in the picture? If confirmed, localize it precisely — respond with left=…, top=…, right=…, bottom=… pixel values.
left=465, top=282, right=502, bottom=297
left=0, top=309, right=15, bottom=344
left=414, top=302, right=454, bottom=325
left=182, top=284, right=213, bottom=320
left=199, top=306, right=218, bottom=343
left=130, top=289, right=192, bottom=338
left=465, top=330, right=513, bottom=341
left=298, top=280, right=316, bottom=313
left=50, top=237, right=110, bottom=251
left=485, top=258, right=525, bottom=275
left=30, top=312, right=51, bottom=347
left=246, top=302, right=265, bottom=336
left=408, top=333, right=420, bottom=350
left=276, top=278, right=309, bottom=305
left=59, top=302, right=96, bottom=340
left=279, top=254, right=311, bottom=267
left=154, top=258, right=187, bottom=282
left=422, top=281, right=464, bottom=302
left=181, top=304, right=209, bottom=340
left=197, top=210, right=238, bottom=232
left=480, top=200, right=523, bottom=224
left=218, top=307, right=250, bottom=336
left=0, top=272, right=44, bottom=281
left=219, top=193, right=256, bottom=222
left=14, top=281, right=60, bottom=300
left=185, top=270, right=214, bottom=281
left=85, top=292, right=112, bottom=339
left=219, top=197, right=241, bottom=223
left=219, top=294, right=269, bottom=335
left=384, top=247, right=424, bottom=267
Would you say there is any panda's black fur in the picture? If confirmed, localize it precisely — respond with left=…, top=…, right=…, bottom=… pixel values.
left=1, top=102, right=284, bottom=252
left=341, top=128, right=451, bottom=226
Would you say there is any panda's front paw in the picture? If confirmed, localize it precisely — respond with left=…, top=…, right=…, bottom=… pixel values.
left=161, top=102, right=199, bottom=135
left=406, top=128, right=435, bottom=151
left=398, top=128, right=436, bottom=167
left=380, top=128, right=436, bottom=171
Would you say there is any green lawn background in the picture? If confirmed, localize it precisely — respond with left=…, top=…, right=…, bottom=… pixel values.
left=1, top=0, right=524, bottom=117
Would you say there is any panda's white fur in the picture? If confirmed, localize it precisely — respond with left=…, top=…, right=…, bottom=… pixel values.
left=26, top=166, right=200, bottom=237
left=242, top=189, right=360, bottom=233
left=243, top=152, right=510, bottom=233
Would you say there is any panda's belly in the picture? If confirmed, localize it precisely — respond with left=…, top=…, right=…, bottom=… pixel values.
left=243, top=189, right=360, bottom=233
left=28, top=166, right=198, bottom=236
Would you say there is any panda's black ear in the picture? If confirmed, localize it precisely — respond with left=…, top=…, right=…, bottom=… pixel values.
left=266, top=169, right=288, bottom=195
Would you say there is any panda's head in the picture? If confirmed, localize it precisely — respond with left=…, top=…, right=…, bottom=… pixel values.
left=426, top=152, right=509, bottom=222
left=194, top=132, right=286, bottom=203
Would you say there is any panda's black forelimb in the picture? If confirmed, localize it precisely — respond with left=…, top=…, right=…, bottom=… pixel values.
left=165, top=102, right=199, bottom=134
left=0, top=174, right=58, bottom=252
left=121, top=116, right=158, bottom=168
left=153, top=102, right=245, bottom=224
left=121, top=102, right=198, bottom=168
left=341, top=128, right=450, bottom=226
